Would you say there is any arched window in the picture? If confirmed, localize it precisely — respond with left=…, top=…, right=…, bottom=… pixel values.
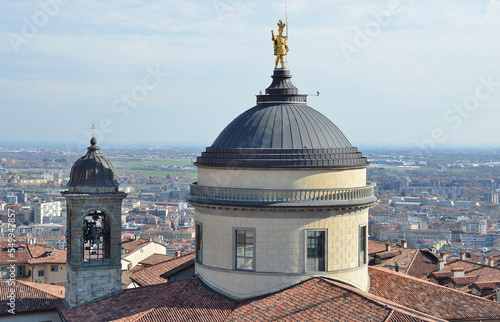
left=83, top=211, right=110, bottom=264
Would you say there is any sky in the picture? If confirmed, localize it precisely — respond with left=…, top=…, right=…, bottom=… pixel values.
left=1, top=0, right=500, bottom=151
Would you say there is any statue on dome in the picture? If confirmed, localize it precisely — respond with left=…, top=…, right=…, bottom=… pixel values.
left=271, top=19, right=288, bottom=69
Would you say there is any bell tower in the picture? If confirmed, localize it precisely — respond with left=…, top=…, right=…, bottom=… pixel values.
left=62, top=137, right=127, bottom=308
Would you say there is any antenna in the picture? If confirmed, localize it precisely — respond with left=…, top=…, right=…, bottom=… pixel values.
left=285, top=3, right=288, bottom=67
left=285, top=4, right=288, bottom=39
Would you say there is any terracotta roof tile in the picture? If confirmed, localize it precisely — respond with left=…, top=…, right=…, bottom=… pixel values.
left=139, top=253, right=175, bottom=266
left=0, top=280, right=64, bottom=314
left=136, top=278, right=236, bottom=322
left=55, top=279, right=189, bottom=322
left=369, top=266, right=500, bottom=320
left=406, top=251, right=439, bottom=278
left=227, top=278, right=443, bottom=322
left=131, top=253, right=195, bottom=287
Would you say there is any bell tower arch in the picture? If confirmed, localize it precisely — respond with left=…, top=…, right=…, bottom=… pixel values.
left=62, top=137, right=127, bottom=308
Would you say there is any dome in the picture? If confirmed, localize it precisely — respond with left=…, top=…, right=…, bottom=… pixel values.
left=67, top=138, right=119, bottom=187
left=196, top=69, right=368, bottom=168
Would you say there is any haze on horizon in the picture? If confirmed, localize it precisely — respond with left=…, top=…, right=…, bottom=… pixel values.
left=1, top=0, right=499, bottom=149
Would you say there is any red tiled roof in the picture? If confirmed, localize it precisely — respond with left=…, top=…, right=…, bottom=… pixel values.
left=136, top=278, right=236, bottom=322
left=471, top=281, right=500, bottom=290
left=369, top=266, right=500, bottom=320
left=27, top=244, right=66, bottom=264
left=429, top=259, right=500, bottom=285
left=0, top=280, right=64, bottom=315
left=55, top=279, right=190, bottom=322
left=131, top=253, right=194, bottom=286
left=0, top=243, right=66, bottom=265
left=139, top=253, right=175, bottom=266
left=406, top=251, right=438, bottom=278
left=56, top=275, right=448, bottom=321
left=377, top=249, right=418, bottom=272
left=121, top=238, right=150, bottom=252
left=227, top=278, right=443, bottom=322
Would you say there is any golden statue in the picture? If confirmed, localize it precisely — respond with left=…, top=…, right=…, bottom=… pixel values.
left=271, top=20, right=288, bottom=69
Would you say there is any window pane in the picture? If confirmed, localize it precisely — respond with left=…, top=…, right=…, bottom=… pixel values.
left=245, top=245, right=253, bottom=257
left=236, top=257, right=245, bottom=269
left=243, top=258, right=253, bottom=270
left=306, top=231, right=325, bottom=271
left=236, top=244, right=245, bottom=256
left=235, top=229, right=254, bottom=271
left=237, top=231, right=245, bottom=243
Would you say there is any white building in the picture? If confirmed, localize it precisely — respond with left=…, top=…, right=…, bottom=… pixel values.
left=33, top=200, right=61, bottom=224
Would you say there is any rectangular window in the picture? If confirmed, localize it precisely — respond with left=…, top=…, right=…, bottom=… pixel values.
left=306, top=230, right=325, bottom=271
left=360, top=225, right=367, bottom=265
left=17, top=265, right=26, bottom=277
left=38, top=270, right=45, bottom=277
left=235, top=229, right=254, bottom=271
left=195, top=223, right=203, bottom=264
left=1, top=267, right=8, bottom=279
left=50, top=265, right=59, bottom=272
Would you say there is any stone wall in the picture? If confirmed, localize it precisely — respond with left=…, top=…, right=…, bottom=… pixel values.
left=195, top=206, right=369, bottom=299
left=197, top=167, right=367, bottom=189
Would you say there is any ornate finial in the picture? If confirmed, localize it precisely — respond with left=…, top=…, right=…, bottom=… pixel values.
left=271, top=19, right=289, bottom=69
left=90, top=122, right=97, bottom=138
left=90, top=123, right=97, bottom=146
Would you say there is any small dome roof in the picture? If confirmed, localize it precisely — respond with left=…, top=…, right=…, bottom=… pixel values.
left=67, top=138, right=119, bottom=187
left=196, top=69, right=368, bottom=168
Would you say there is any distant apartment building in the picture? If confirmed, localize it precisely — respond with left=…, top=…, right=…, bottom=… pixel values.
left=461, top=232, right=487, bottom=247
left=454, top=200, right=478, bottom=209
left=32, top=200, right=61, bottom=224
left=140, top=192, right=156, bottom=201
left=404, top=229, right=451, bottom=243
left=484, top=192, right=499, bottom=204
left=123, top=198, right=141, bottom=208
left=467, top=219, right=487, bottom=235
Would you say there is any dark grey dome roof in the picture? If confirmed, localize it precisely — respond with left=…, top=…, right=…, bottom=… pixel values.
left=196, top=69, right=368, bottom=168
left=67, top=138, right=119, bottom=187
left=211, top=104, right=351, bottom=149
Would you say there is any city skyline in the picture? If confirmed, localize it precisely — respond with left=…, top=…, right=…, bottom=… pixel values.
left=1, top=0, right=500, bottom=148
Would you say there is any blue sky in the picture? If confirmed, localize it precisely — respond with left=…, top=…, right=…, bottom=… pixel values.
left=1, top=0, right=499, bottom=150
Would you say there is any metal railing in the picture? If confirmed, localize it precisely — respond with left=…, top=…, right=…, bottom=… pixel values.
left=189, top=182, right=375, bottom=204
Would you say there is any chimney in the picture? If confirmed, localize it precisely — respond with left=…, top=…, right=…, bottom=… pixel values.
left=385, top=242, right=392, bottom=253
left=437, top=258, right=445, bottom=271
left=460, top=251, right=466, bottom=261
left=451, top=268, right=465, bottom=277
left=401, top=239, right=407, bottom=249
left=395, top=262, right=399, bottom=272
left=440, top=252, right=447, bottom=264
left=496, top=288, right=500, bottom=303
left=175, top=250, right=181, bottom=257
left=483, top=257, right=490, bottom=266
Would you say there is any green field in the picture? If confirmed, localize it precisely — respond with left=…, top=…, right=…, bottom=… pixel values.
left=111, top=159, right=193, bottom=168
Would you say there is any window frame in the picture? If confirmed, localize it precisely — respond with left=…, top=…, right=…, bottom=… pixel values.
left=304, top=229, right=327, bottom=272
left=38, top=269, right=45, bottom=277
left=359, top=225, right=367, bottom=266
left=1, top=267, right=8, bottom=280
left=233, top=228, right=256, bottom=271
left=195, top=222, right=203, bottom=264
left=50, top=265, right=59, bottom=272
left=17, top=265, right=26, bottom=277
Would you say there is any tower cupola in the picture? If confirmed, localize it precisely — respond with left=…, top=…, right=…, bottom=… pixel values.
left=62, top=137, right=127, bottom=308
